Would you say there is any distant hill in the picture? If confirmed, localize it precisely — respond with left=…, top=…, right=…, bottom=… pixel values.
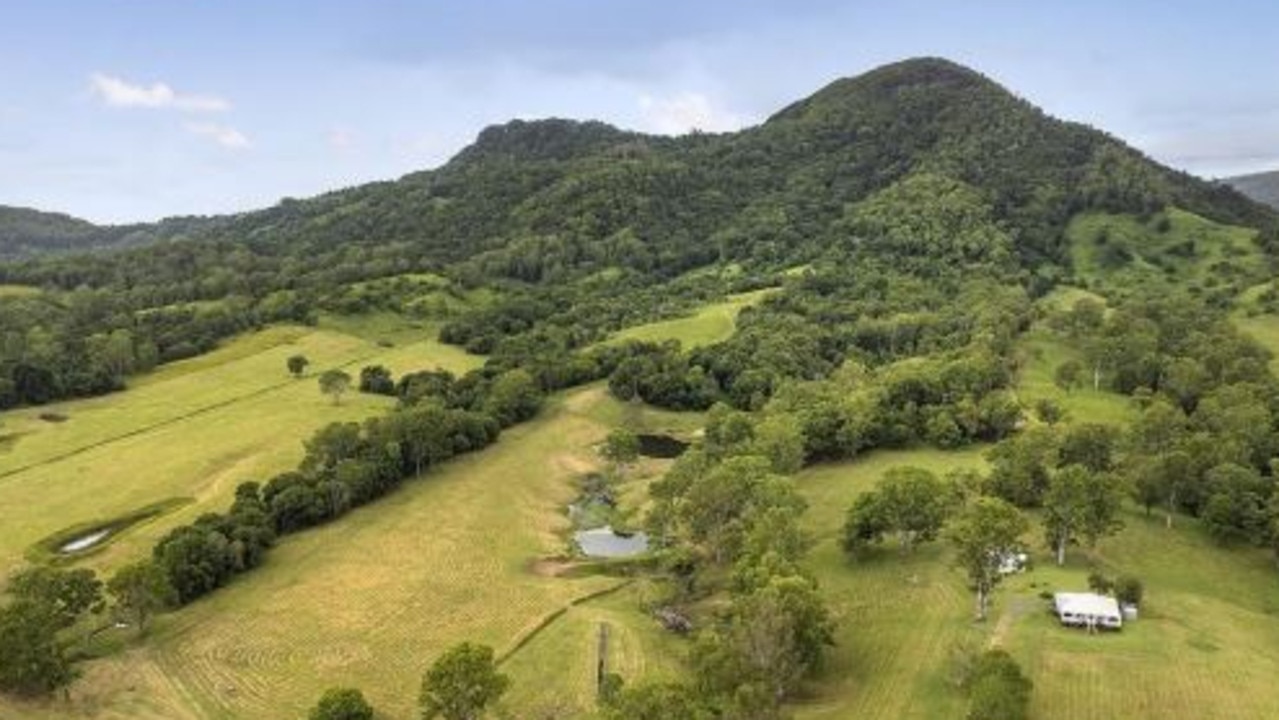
left=0, top=206, right=102, bottom=259
left=1225, top=170, right=1279, bottom=209
left=0, top=205, right=222, bottom=261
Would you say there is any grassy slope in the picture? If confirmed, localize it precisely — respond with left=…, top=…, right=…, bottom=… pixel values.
left=0, top=324, right=481, bottom=583
left=794, top=445, right=1279, bottom=719
left=796, top=447, right=990, bottom=720
left=1069, top=207, right=1264, bottom=301
left=0, top=283, right=41, bottom=298
left=1015, top=328, right=1137, bottom=427
left=8, top=287, right=1279, bottom=719
left=607, top=288, right=776, bottom=348
left=1, top=381, right=684, bottom=720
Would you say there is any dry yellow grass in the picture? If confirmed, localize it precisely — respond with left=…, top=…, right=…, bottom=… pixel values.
left=1, top=384, right=676, bottom=719
left=0, top=325, right=480, bottom=582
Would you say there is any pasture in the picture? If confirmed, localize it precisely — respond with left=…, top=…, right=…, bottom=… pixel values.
left=1068, top=207, right=1264, bottom=300
left=0, top=324, right=480, bottom=583
left=1, top=379, right=680, bottom=719
left=6, top=296, right=1279, bottom=719
left=795, top=443, right=1279, bottom=720
left=0, top=283, right=41, bottom=298
left=607, top=288, right=775, bottom=348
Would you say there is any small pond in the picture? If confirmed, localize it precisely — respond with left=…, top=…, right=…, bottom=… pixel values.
left=59, top=528, right=112, bottom=554
left=636, top=434, right=689, bottom=459
left=574, top=526, right=650, bottom=558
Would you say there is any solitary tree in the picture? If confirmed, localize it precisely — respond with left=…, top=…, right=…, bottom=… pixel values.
left=420, top=642, right=509, bottom=720
left=1053, top=360, right=1082, bottom=393
left=107, top=560, right=177, bottom=635
left=310, top=687, right=374, bottom=720
left=1042, top=465, right=1088, bottom=565
left=843, top=466, right=957, bottom=555
left=1034, top=398, right=1066, bottom=425
left=948, top=497, right=1028, bottom=621
left=319, top=369, right=352, bottom=406
left=601, top=429, right=640, bottom=477
left=287, top=354, right=310, bottom=378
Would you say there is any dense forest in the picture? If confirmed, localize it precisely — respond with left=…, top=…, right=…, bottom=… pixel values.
left=5, top=57, right=1279, bottom=718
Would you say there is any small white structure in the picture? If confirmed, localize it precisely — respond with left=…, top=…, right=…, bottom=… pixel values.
left=1053, top=592, right=1123, bottom=631
left=996, top=551, right=1029, bottom=575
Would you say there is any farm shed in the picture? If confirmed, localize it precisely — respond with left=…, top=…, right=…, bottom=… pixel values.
left=1053, top=592, right=1123, bottom=630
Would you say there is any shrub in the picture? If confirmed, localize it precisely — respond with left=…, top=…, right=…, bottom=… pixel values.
left=309, top=687, right=374, bottom=720
left=967, top=649, right=1032, bottom=720
left=1115, top=575, right=1144, bottom=606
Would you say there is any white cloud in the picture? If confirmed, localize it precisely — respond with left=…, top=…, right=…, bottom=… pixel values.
left=90, top=73, right=230, bottom=112
left=638, top=91, right=749, bottom=135
left=328, top=127, right=355, bottom=150
left=184, top=122, right=250, bottom=150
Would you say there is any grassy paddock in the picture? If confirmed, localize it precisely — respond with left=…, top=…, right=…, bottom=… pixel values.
left=25, top=497, right=193, bottom=566
left=0, top=325, right=482, bottom=583
left=1015, top=329, right=1137, bottom=427
left=607, top=288, right=776, bottom=348
left=796, top=442, right=1279, bottom=720
left=1068, top=207, right=1264, bottom=300
left=0, top=283, right=42, bottom=298
left=0, top=386, right=682, bottom=720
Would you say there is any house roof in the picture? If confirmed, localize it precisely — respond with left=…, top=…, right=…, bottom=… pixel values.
left=1054, top=592, right=1121, bottom=618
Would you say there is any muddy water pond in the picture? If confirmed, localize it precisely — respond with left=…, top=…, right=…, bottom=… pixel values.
left=636, top=434, right=689, bottom=459
left=59, top=528, right=112, bottom=554
left=574, top=526, right=650, bottom=558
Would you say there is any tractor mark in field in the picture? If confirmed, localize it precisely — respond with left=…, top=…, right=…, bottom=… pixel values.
left=0, top=349, right=386, bottom=484
left=497, top=580, right=633, bottom=667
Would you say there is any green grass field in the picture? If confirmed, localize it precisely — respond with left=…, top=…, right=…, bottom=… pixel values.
left=1015, top=329, right=1137, bottom=427
left=607, top=288, right=775, bottom=348
left=793, top=445, right=1279, bottom=720
left=1068, top=207, right=1265, bottom=300
left=0, top=324, right=480, bottom=585
left=0, top=283, right=41, bottom=298
left=0, top=371, right=683, bottom=719
left=8, top=291, right=1279, bottom=719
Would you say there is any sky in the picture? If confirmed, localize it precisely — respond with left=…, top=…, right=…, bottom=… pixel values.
left=1, top=0, right=1277, bottom=224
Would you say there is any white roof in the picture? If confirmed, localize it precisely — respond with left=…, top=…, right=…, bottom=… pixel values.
left=1054, top=592, right=1121, bottom=619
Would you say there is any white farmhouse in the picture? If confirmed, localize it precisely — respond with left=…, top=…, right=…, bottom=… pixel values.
left=1053, top=592, right=1123, bottom=631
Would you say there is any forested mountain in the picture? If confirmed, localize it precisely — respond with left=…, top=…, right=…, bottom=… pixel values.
left=0, top=57, right=1275, bottom=409
left=1227, top=170, right=1279, bottom=209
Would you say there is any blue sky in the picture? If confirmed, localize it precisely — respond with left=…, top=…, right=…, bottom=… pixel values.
left=1, top=0, right=1276, bottom=223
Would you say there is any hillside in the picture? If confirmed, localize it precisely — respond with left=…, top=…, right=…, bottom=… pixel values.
left=1226, top=170, right=1279, bottom=209
left=0, top=206, right=101, bottom=259
left=0, top=205, right=220, bottom=261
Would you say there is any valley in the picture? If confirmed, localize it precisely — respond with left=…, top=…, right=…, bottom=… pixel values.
left=3, top=52, right=1279, bottom=720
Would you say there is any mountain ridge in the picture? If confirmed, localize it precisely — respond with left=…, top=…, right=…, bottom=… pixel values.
left=2, top=56, right=1274, bottom=270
